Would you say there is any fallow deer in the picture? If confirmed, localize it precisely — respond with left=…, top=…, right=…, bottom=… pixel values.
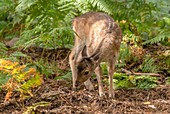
left=69, top=12, right=122, bottom=98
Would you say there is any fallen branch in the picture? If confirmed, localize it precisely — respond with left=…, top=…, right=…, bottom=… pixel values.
left=121, top=68, right=163, bottom=77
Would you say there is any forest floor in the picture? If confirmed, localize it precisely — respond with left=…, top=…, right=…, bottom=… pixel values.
left=0, top=78, right=170, bottom=114
left=0, top=45, right=170, bottom=114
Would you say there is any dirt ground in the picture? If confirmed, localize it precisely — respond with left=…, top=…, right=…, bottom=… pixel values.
left=0, top=46, right=170, bottom=114
left=0, top=78, right=170, bottom=114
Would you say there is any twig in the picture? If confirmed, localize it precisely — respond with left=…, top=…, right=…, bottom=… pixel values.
left=132, top=72, right=163, bottom=77
left=121, top=68, right=163, bottom=77
left=59, top=95, right=84, bottom=112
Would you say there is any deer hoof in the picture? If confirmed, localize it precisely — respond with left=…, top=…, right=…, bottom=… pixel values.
left=72, top=87, right=77, bottom=91
left=109, top=91, right=115, bottom=98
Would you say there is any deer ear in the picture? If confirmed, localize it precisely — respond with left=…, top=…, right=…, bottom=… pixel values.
left=90, top=51, right=100, bottom=61
left=83, top=55, right=99, bottom=67
left=76, top=45, right=87, bottom=62
left=81, top=45, right=100, bottom=65
left=81, top=45, right=87, bottom=57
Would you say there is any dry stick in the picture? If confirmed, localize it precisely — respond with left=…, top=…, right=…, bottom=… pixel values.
left=59, top=95, right=85, bottom=112
left=132, top=72, right=163, bottom=77
left=121, top=68, right=163, bottom=77
left=57, top=49, right=70, bottom=66
left=33, top=86, right=41, bottom=95
left=60, top=94, right=99, bottom=113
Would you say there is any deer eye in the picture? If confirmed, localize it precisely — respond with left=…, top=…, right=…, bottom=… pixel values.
left=84, top=71, right=89, bottom=75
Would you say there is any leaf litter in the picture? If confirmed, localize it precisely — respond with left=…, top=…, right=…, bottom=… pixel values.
left=0, top=78, right=170, bottom=114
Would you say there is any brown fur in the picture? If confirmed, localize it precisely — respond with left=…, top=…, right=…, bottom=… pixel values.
left=69, top=12, right=122, bottom=97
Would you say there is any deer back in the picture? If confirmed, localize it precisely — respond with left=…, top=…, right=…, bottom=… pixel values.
left=72, top=12, right=122, bottom=63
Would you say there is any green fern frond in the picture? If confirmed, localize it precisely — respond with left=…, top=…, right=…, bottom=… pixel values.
left=15, top=0, right=38, bottom=13
left=143, top=32, right=170, bottom=45
left=139, top=56, right=159, bottom=73
left=0, top=42, right=8, bottom=56
left=88, top=0, right=114, bottom=14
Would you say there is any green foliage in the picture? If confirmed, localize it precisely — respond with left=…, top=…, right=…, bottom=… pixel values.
left=0, top=72, right=11, bottom=88
left=0, top=0, right=18, bottom=39
left=166, top=77, right=170, bottom=85
left=3, top=51, right=28, bottom=63
left=114, top=73, right=136, bottom=89
left=15, top=0, right=75, bottom=49
left=30, top=60, right=54, bottom=77
left=117, top=43, right=132, bottom=68
left=139, top=56, right=159, bottom=73
left=135, top=76, right=158, bottom=89
left=10, top=51, right=28, bottom=58
left=0, top=42, right=8, bottom=56
left=23, top=101, right=51, bottom=114
left=114, top=73, right=158, bottom=89
left=8, top=0, right=158, bottom=48
left=0, top=59, right=43, bottom=101
left=54, top=71, right=72, bottom=80
left=0, top=0, right=169, bottom=48
left=100, top=62, right=108, bottom=75
left=0, top=0, right=13, bottom=25
left=1, top=0, right=169, bottom=48
left=142, top=0, right=170, bottom=45
left=143, top=33, right=170, bottom=45
left=27, top=59, right=71, bottom=79
left=158, top=50, right=170, bottom=70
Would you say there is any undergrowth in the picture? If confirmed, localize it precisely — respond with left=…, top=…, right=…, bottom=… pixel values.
left=139, top=56, right=159, bottom=73
left=114, top=73, right=158, bottom=89
left=0, top=59, right=43, bottom=102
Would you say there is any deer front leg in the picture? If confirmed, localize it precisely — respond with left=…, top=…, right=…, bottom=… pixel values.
left=69, top=49, right=77, bottom=90
left=107, top=59, right=116, bottom=98
left=69, top=43, right=85, bottom=90
left=95, top=65, right=104, bottom=97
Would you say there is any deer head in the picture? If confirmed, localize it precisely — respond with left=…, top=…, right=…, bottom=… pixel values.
left=75, top=38, right=105, bottom=86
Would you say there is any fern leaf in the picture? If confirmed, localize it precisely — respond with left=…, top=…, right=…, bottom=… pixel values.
left=143, top=32, right=170, bottom=45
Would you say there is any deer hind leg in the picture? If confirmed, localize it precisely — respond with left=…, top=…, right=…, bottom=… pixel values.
left=95, top=65, right=104, bottom=97
left=107, top=58, right=116, bottom=98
